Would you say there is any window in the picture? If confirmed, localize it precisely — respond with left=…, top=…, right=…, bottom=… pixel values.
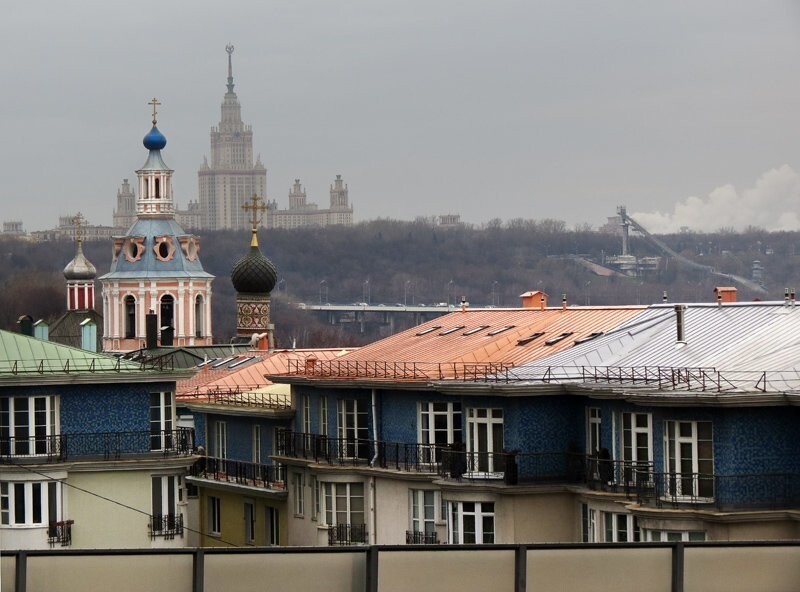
left=266, top=506, right=280, bottom=545
left=587, top=408, right=601, bottom=456
left=194, top=295, right=204, bottom=337
left=124, top=295, right=136, bottom=338
left=337, top=399, right=369, bottom=459
left=466, top=408, right=504, bottom=475
left=159, top=295, right=175, bottom=340
left=486, top=325, right=515, bottom=336
left=438, top=326, right=466, bottom=336
left=516, top=332, right=544, bottom=346
left=0, top=395, right=58, bottom=456
left=320, top=397, right=328, bottom=437
left=410, top=489, right=436, bottom=537
left=303, top=395, right=311, bottom=434
left=574, top=332, right=604, bottom=345
left=418, top=402, right=462, bottom=463
left=208, top=496, right=221, bottom=536
left=621, top=412, right=652, bottom=483
left=322, top=482, right=365, bottom=528
left=212, top=420, right=227, bottom=461
left=448, top=501, right=494, bottom=544
left=244, top=500, right=256, bottom=544
left=643, top=529, right=705, bottom=542
left=311, top=476, right=320, bottom=520
left=0, top=481, right=61, bottom=526
left=149, top=392, right=174, bottom=451
left=415, top=326, right=442, bottom=336
left=462, top=326, right=489, bottom=336
left=252, top=425, right=261, bottom=464
left=664, top=420, right=713, bottom=499
left=581, top=504, right=597, bottom=543
left=602, top=511, right=639, bottom=542
left=151, top=475, right=179, bottom=534
left=544, top=332, right=574, bottom=345
left=293, top=472, right=305, bottom=516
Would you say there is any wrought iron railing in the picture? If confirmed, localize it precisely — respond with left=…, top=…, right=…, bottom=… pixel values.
left=149, top=513, right=184, bottom=540
left=328, top=523, right=367, bottom=546
left=47, top=520, right=73, bottom=547
left=188, top=456, right=286, bottom=490
left=406, top=530, right=439, bottom=544
left=178, top=388, right=292, bottom=409
left=0, top=428, right=195, bottom=462
left=284, top=359, right=513, bottom=381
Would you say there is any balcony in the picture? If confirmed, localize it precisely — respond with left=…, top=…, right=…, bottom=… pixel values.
left=188, top=456, right=285, bottom=490
left=149, top=513, right=184, bottom=540
left=47, top=520, right=73, bottom=548
left=328, top=523, right=367, bottom=546
left=406, top=530, right=439, bottom=545
left=0, top=429, right=195, bottom=463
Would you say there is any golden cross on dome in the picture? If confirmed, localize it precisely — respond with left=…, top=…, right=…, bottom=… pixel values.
left=72, top=212, right=85, bottom=243
left=148, top=97, right=161, bottom=126
left=242, top=194, right=267, bottom=229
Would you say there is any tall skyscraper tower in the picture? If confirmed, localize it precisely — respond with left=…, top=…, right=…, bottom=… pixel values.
left=198, top=45, right=267, bottom=230
left=101, top=100, right=214, bottom=352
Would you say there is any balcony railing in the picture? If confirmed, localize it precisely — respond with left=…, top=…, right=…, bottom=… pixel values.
left=328, top=523, right=367, bottom=546
left=188, top=456, right=285, bottom=490
left=178, top=387, right=292, bottom=410
left=406, top=530, right=439, bottom=545
left=0, top=428, right=195, bottom=462
left=47, top=520, right=73, bottom=547
left=149, top=513, right=184, bottom=540
left=284, top=359, right=513, bottom=381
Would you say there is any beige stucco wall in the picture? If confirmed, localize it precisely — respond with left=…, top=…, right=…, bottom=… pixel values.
left=706, top=519, right=800, bottom=541
left=67, top=470, right=187, bottom=549
left=379, top=549, right=516, bottom=592
left=505, top=491, right=578, bottom=543
left=198, top=487, right=286, bottom=547
left=684, top=546, right=800, bottom=592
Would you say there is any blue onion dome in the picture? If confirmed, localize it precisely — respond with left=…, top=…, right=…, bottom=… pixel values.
left=143, top=126, right=167, bottom=150
left=63, top=241, right=97, bottom=281
left=231, top=232, right=278, bottom=294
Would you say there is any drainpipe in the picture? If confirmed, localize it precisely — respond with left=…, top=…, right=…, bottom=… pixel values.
left=369, top=388, right=379, bottom=545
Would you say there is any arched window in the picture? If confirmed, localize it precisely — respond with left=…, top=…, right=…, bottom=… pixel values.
left=124, top=295, right=136, bottom=339
left=195, top=295, right=204, bottom=338
left=160, top=295, right=175, bottom=346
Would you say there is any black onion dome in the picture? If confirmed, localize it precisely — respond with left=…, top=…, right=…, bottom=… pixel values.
left=231, top=241, right=278, bottom=294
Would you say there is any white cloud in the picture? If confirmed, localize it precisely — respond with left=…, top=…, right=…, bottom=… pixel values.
left=631, top=165, right=800, bottom=233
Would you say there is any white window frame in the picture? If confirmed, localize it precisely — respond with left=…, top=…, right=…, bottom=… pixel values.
left=0, top=395, right=59, bottom=457
left=619, top=412, right=653, bottom=484
left=586, top=407, right=601, bottom=456
left=321, top=481, right=365, bottom=528
left=320, top=397, right=328, bottom=437
left=418, top=402, right=462, bottom=463
left=337, top=399, right=369, bottom=459
left=601, top=511, right=638, bottom=542
left=244, top=500, right=256, bottom=545
left=208, top=495, right=221, bottom=536
left=266, top=505, right=280, bottom=545
left=643, top=529, right=706, bottom=542
left=252, top=425, right=261, bottom=464
left=303, top=396, right=311, bottom=434
left=664, top=420, right=714, bottom=500
left=447, top=501, right=495, bottom=544
left=293, top=472, right=305, bottom=517
left=466, top=408, right=504, bottom=476
left=151, top=475, right=178, bottom=532
left=409, top=489, right=437, bottom=536
left=149, top=391, right=175, bottom=451
left=0, top=481, right=61, bottom=526
left=213, top=420, right=227, bottom=460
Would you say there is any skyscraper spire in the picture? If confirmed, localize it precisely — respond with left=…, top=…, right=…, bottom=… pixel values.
left=226, top=44, right=235, bottom=94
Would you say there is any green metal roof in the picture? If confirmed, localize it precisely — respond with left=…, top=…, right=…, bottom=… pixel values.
left=0, top=330, right=159, bottom=378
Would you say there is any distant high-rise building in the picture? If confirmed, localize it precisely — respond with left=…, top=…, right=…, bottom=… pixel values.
left=113, top=178, right=137, bottom=231
left=198, top=45, right=267, bottom=231
left=266, top=174, right=354, bottom=229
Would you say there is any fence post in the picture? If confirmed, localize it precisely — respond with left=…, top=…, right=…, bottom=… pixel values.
left=365, top=546, right=379, bottom=592
left=15, top=551, right=27, bottom=592
left=671, top=542, right=684, bottom=592
left=193, top=548, right=205, bottom=592
left=515, top=544, right=527, bottom=592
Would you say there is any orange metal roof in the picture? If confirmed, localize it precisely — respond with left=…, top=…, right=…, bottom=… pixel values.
left=177, top=348, right=355, bottom=398
left=337, top=306, right=645, bottom=369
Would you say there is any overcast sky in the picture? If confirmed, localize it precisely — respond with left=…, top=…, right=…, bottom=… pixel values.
left=3, top=1, right=800, bottom=233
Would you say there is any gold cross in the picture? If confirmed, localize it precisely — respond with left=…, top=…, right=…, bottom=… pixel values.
left=72, top=212, right=85, bottom=242
left=242, top=193, right=267, bottom=229
left=148, top=97, right=161, bottom=125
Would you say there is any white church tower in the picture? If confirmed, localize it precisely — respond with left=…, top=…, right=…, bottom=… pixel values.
left=100, top=99, right=214, bottom=352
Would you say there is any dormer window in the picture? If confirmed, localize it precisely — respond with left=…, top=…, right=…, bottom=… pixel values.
left=153, top=236, right=176, bottom=262
left=124, top=237, right=145, bottom=263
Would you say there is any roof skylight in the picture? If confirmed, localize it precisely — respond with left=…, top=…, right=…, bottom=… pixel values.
left=573, top=332, right=604, bottom=345
left=516, top=332, right=544, bottom=346
left=462, top=325, right=490, bottom=336
left=416, top=326, right=443, bottom=336
left=544, top=332, right=574, bottom=346
left=439, top=325, right=466, bottom=336
left=487, top=325, right=516, bottom=336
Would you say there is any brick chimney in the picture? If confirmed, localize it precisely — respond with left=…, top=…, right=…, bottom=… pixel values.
left=519, top=291, right=548, bottom=309
left=713, top=287, right=737, bottom=304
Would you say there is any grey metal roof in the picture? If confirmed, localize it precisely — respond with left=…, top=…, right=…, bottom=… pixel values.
left=505, top=302, right=800, bottom=392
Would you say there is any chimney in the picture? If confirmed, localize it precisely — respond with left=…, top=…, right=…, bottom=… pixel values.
left=145, top=311, right=158, bottom=349
left=662, top=291, right=668, bottom=303
left=675, top=305, right=687, bottom=342
left=784, top=288, right=789, bottom=307
left=17, top=315, right=33, bottom=337
left=460, top=296, right=468, bottom=312
left=714, top=287, right=737, bottom=304
left=562, top=293, right=567, bottom=310
left=792, top=289, right=796, bottom=308
left=519, top=290, right=548, bottom=309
